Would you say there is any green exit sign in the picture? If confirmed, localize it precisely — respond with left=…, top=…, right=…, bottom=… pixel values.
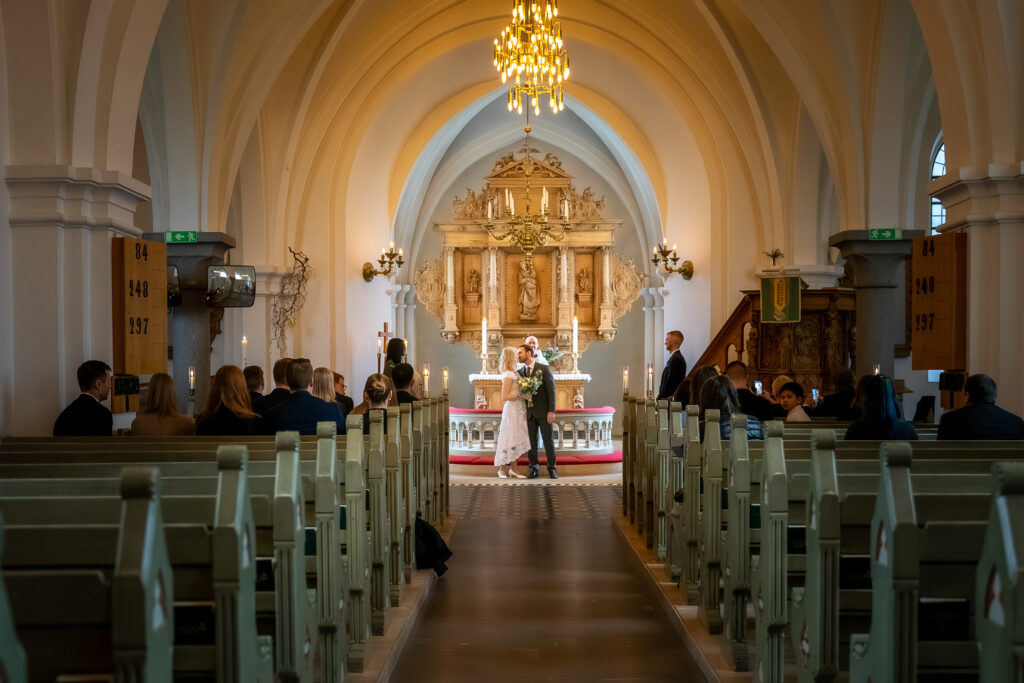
left=164, top=231, right=198, bottom=243
left=868, top=228, right=903, bottom=241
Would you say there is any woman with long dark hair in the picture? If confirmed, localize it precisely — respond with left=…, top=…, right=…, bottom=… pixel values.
left=844, top=374, right=918, bottom=440
left=194, top=365, right=264, bottom=436
left=698, top=375, right=764, bottom=442
left=383, top=338, right=405, bottom=378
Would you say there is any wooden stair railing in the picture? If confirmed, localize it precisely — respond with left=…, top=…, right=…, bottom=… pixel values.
left=687, top=295, right=753, bottom=379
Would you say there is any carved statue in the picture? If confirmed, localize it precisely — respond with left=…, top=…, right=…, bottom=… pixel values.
left=518, top=260, right=540, bottom=321
left=467, top=269, right=480, bottom=294
left=572, top=387, right=585, bottom=409
left=475, top=389, right=488, bottom=409
left=542, top=152, right=563, bottom=169
left=576, top=268, right=590, bottom=294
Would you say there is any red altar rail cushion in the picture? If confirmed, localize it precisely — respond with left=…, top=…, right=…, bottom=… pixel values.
left=450, top=450, right=623, bottom=466
left=449, top=407, right=616, bottom=415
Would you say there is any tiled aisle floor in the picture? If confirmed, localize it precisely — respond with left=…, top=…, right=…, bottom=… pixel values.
left=388, top=485, right=708, bottom=682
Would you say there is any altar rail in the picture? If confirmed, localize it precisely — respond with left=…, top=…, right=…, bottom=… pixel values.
left=449, top=407, right=615, bottom=456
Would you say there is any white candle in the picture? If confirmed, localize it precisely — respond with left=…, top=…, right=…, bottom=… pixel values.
left=377, top=337, right=382, bottom=355
left=647, top=364, right=654, bottom=394
left=423, top=365, right=430, bottom=393
left=442, top=366, right=449, bottom=393
left=481, top=317, right=488, bottom=357
left=572, top=316, right=578, bottom=354
left=623, top=366, right=629, bottom=394
left=241, top=335, right=247, bottom=367
left=487, top=199, right=493, bottom=219
left=188, top=365, right=195, bottom=391
left=510, top=194, right=515, bottom=215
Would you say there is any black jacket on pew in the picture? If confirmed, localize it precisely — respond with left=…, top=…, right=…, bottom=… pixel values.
left=53, top=394, right=113, bottom=436
left=195, top=406, right=263, bottom=436
left=844, top=418, right=918, bottom=440
left=255, top=388, right=290, bottom=415
left=937, top=402, right=1024, bottom=440
left=264, top=390, right=347, bottom=436
left=335, top=393, right=355, bottom=414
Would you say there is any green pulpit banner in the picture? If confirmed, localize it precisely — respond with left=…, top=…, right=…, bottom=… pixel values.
left=760, top=276, right=801, bottom=323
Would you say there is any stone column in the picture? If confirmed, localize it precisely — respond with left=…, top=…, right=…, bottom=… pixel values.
left=144, top=232, right=236, bottom=411
left=5, top=165, right=149, bottom=434
left=829, top=230, right=922, bottom=379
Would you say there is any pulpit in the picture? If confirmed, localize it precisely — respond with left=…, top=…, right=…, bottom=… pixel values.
left=469, top=372, right=591, bottom=410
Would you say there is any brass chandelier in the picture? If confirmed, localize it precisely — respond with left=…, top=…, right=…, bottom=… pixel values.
left=483, top=125, right=572, bottom=266
left=493, top=0, right=570, bottom=115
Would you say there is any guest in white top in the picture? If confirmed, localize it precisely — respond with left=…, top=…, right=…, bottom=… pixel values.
left=778, top=381, right=812, bottom=422
left=524, top=335, right=548, bottom=366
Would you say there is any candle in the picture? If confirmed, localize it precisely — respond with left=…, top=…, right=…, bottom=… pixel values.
left=442, top=366, right=449, bottom=393
left=487, top=199, right=493, bottom=219
left=510, top=193, right=515, bottom=215
left=188, top=365, right=195, bottom=391
left=647, top=364, right=654, bottom=395
left=403, top=339, right=408, bottom=362
left=377, top=337, right=382, bottom=355
left=241, top=335, right=247, bottom=367
left=623, top=367, right=630, bottom=394
left=423, top=365, right=430, bottom=394
left=481, top=317, right=488, bottom=357
left=873, top=363, right=881, bottom=375
left=572, top=316, right=578, bottom=355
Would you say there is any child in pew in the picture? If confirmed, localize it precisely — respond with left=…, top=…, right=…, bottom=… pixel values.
left=697, top=375, right=764, bottom=442
left=844, top=373, right=918, bottom=440
left=195, top=365, right=265, bottom=436
left=130, top=372, right=195, bottom=436
left=777, top=381, right=812, bottom=422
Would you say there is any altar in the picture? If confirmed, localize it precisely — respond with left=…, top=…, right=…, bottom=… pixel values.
left=469, top=372, right=591, bottom=411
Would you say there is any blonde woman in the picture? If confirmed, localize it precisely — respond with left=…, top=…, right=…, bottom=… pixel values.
left=494, top=346, right=529, bottom=478
left=312, top=367, right=337, bottom=403
left=130, top=373, right=195, bottom=436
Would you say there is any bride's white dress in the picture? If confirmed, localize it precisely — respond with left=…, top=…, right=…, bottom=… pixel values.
left=494, top=370, right=530, bottom=467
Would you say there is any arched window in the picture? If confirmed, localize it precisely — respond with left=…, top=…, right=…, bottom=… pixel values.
left=929, top=137, right=946, bottom=234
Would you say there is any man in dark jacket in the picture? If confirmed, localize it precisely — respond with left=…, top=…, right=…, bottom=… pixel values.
left=243, top=365, right=265, bottom=409
left=657, top=330, right=687, bottom=400
left=938, top=374, right=1024, bottom=440
left=54, top=360, right=114, bottom=436
left=392, top=362, right=417, bottom=404
left=813, top=368, right=858, bottom=420
left=518, top=344, right=558, bottom=478
left=264, top=358, right=346, bottom=435
left=255, top=357, right=292, bottom=415
left=724, top=360, right=774, bottom=422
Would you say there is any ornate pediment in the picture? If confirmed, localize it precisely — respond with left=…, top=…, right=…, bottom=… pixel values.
left=487, top=151, right=570, bottom=181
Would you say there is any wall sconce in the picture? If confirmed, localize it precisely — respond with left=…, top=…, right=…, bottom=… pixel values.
left=362, top=242, right=404, bottom=282
left=652, top=239, right=694, bottom=280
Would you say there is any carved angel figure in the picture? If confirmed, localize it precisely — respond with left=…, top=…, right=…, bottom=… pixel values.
left=467, top=269, right=481, bottom=294
left=452, top=188, right=480, bottom=219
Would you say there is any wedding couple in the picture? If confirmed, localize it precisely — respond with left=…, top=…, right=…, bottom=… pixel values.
left=494, top=344, right=558, bottom=479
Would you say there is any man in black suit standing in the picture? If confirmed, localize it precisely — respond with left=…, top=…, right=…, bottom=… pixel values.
left=392, top=363, right=417, bottom=405
left=54, top=360, right=113, bottom=436
left=255, top=357, right=292, bottom=415
left=938, top=374, right=1024, bottom=440
left=264, top=358, right=346, bottom=435
left=658, top=330, right=687, bottom=400
left=518, top=344, right=558, bottom=478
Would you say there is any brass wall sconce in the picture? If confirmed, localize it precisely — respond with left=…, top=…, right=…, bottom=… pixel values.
left=652, top=239, right=694, bottom=280
left=363, top=242, right=404, bottom=282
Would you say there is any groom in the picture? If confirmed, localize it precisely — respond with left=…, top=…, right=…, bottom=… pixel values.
left=517, top=344, right=558, bottom=479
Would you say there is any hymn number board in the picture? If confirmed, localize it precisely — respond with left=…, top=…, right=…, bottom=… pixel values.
left=112, top=237, right=168, bottom=375
left=911, top=232, right=967, bottom=371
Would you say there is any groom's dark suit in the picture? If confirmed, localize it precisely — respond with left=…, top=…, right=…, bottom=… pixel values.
left=521, top=361, right=557, bottom=476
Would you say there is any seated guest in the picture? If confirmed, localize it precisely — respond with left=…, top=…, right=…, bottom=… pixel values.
left=243, top=365, right=264, bottom=408
left=767, top=374, right=794, bottom=418
left=131, top=373, right=194, bottom=436
left=724, top=361, right=774, bottom=422
left=844, top=374, right=918, bottom=440
left=778, top=381, right=811, bottom=422
left=813, top=368, right=857, bottom=420
left=255, top=358, right=291, bottom=415
left=697, top=375, right=763, bottom=442
left=333, top=372, right=355, bottom=415
left=264, top=358, right=346, bottom=435
left=678, top=365, right=721, bottom=410
left=54, top=360, right=114, bottom=436
left=392, top=363, right=417, bottom=404
left=195, top=366, right=264, bottom=436
left=383, top=338, right=405, bottom=377
left=355, top=374, right=392, bottom=433
left=938, top=374, right=1024, bottom=440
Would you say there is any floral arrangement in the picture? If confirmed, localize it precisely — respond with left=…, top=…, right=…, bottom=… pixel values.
left=542, top=347, right=564, bottom=363
left=517, top=372, right=543, bottom=407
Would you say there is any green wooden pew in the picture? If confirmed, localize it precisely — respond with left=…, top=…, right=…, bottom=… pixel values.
left=2, top=467, right=176, bottom=683
left=699, top=409, right=725, bottom=634
left=975, top=461, right=1024, bottom=682
left=0, top=516, right=27, bottom=683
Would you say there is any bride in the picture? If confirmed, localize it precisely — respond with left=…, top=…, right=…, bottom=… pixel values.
left=494, top=346, right=529, bottom=479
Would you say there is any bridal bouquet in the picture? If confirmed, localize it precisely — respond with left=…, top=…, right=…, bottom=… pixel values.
left=518, top=373, right=543, bottom=407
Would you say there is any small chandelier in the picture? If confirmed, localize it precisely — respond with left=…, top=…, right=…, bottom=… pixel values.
left=484, top=126, right=572, bottom=266
left=362, top=242, right=404, bottom=282
left=652, top=239, right=694, bottom=280
left=493, top=0, right=570, bottom=116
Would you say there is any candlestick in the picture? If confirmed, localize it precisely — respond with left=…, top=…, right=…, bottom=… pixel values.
left=647, top=363, right=654, bottom=397
left=572, top=316, right=579, bottom=355
left=188, top=365, right=196, bottom=393
left=442, top=366, right=449, bottom=394
left=377, top=337, right=383, bottom=373
left=423, top=364, right=430, bottom=395
left=571, top=352, right=580, bottom=374
left=623, top=366, right=629, bottom=396
left=241, top=335, right=247, bottom=368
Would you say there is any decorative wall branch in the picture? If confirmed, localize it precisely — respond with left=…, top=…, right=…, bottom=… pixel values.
left=271, top=248, right=312, bottom=357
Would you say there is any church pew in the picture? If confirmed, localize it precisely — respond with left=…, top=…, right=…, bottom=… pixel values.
left=976, top=462, right=1024, bottom=682
left=846, top=444, right=1016, bottom=683
left=655, top=399, right=672, bottom=562
left=0, top=516, right=27, bottom=683
left=344, top=415, right=372, bottom=673
left=365, top=411, right=391, bottom=636
left=2, top=467, right=176, bottom=683
left=721, top=415, right=754, bottom=671
left=682, top=404, right=701, bottom=604
left=698, top=408, right=725, bottom=634
left=643, top=398, right=659, bottom=549
left=400, top=403, right=416, bottom=584
left=621, top=396, right=635, bottom=521
left=385, top=406, right=404, bottom=605
left=664, top=401, right=686, bottom=583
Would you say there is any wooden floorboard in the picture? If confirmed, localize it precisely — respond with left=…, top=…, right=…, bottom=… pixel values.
left=388, top=485, right=708, bottom=682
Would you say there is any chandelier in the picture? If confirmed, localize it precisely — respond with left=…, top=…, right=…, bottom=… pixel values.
left=493, top=0, right=570, bottom=115
left=483, top=126, right=572, bottom=266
